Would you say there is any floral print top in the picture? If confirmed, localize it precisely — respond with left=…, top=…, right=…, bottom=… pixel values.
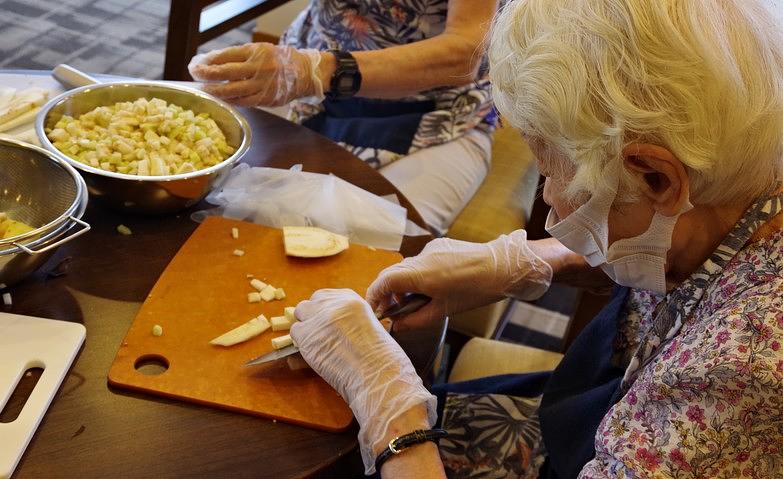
left=581, top=194, right=783, bottom=478
left=280, top=0, right=497, bottom=167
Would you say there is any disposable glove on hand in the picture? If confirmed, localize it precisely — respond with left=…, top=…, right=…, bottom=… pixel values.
left=291, top=289, right=436, bottom=475
left=188, top=43, right=324, bottom=107
left=366, top=230, right=552, bottom=330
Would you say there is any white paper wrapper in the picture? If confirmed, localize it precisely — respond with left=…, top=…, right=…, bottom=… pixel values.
left=192, top=164, right=427, bottom=251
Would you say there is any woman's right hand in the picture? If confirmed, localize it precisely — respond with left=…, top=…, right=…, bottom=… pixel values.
left=366, top=230, right=552, bottom=331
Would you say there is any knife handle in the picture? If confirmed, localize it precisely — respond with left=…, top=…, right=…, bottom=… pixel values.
left=376, top=293, right=431, bottom=319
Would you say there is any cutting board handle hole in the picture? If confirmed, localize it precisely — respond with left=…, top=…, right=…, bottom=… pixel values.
left=0, top=367, right=44, bottom=423
left=134, top=355, right=169, bottom=376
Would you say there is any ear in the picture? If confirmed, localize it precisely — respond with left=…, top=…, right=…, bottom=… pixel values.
left=622, top=143, right=690, bottom=216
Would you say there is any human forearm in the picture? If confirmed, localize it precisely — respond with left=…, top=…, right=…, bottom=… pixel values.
left=377, top=404, right=446, bottom=479
left=317, top=0, right=499, bottom=98
left=527, top=237, right=613, bottom=290
left=318, top=35, right=481, bottom=98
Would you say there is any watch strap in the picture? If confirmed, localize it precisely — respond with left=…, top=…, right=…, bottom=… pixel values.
left=374, top=428, right=448, bottom=471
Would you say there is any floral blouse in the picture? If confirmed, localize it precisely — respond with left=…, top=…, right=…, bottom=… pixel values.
left=280, top=0, right=497, bottom=167
left=582, top=196, right=783, bottom=478
left=437, top=194, right=783, bottom=479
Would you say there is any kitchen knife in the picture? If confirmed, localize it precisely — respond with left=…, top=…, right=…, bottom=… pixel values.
left=242, top=293, right=431, bottom=367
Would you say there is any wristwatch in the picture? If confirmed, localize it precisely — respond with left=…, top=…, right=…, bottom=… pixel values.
left=326, top=50, right=362, bottom=99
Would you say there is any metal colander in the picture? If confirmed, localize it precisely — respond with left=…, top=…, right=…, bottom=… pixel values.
left=0, top=139, right=82, bottom=245
left=0, top=139, right=89, bottom=286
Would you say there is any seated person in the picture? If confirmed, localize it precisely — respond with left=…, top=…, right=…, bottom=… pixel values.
left=287, top=0, right=783, bottom=477
left=189, top=1, right=502, bottom=235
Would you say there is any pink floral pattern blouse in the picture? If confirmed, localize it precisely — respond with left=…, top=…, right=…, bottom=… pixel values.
left=581, top=216, right=783, bottom=476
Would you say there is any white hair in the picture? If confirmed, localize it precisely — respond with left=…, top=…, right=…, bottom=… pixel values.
left=490, top=0, right=783, bottom=204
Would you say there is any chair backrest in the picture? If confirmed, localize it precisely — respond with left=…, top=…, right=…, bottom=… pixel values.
left=164, top=0, right=297, bottom=80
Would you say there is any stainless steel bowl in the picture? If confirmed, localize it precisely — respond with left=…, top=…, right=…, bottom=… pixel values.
left=0, top=137, right=90, bottom=286
left=35, top=81, right=251, bottom=214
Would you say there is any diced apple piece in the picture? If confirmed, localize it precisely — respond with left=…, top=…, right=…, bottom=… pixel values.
left=271, top=315, right=292, bottom=331
left=248, top=292, right=261, bottom=303
left=250, top=279, right=267, bottom=292
left=274, top=288, right=286, bottom=300
left=271, top=334, right=293, bottom=350
left=283, top=226, right=349, bottom=258
left=284, top=306, right=296, bottom=323
left=210, top=315, right=270, bottom=347
left=233, top=249, right=245, bottom=257
left=117, top=224, right=132, bottom=235
left=260, top=284, right=276, bottom=302
left=231, top=227, right=239, bottom=239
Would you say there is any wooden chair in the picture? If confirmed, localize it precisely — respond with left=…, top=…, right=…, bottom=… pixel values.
left=164, top=0, right=296, bottom=80
left=445, top=122, right=540, bottom=340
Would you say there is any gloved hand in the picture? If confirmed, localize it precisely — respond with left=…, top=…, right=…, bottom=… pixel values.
left=366, top=230, right=553, bottom=331
left=188, top=43, right=324, bottom=107
left=291, top=289, right=436, bottom=474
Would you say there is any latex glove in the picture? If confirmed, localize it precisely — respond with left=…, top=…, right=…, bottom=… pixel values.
left=291, top=289, right=437, bottom=474
left=188, top=43, right=324, bottom=107
left=366, top=230, right=552, bottom=331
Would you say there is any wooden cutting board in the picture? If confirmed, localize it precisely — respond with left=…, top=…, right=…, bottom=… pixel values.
left=108, top=217, right=402, bottom=432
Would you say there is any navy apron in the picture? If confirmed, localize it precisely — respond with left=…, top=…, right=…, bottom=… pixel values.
left=431, top=287, right=630, bottom=478
left=302, top=97, right=436, bottom=155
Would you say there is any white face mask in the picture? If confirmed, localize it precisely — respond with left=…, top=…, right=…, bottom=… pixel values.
left=544, top=178, right=692, bottom=294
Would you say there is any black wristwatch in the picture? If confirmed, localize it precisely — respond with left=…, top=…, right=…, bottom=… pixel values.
left=374, top=428, right=448, bottom=471
left=326, top=50, right=362, bottom=100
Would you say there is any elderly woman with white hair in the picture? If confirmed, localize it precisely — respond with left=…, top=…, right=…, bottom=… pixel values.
left=290, top=0, right=783, bottom=477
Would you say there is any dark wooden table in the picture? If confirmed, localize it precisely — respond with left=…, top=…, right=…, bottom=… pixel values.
left=5, top=103, right=442, bottom=478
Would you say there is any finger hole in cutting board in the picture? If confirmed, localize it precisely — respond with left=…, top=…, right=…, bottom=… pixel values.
left=0, top=367, right=44, bottom=423
left=134, top=355, right=169, bottom=376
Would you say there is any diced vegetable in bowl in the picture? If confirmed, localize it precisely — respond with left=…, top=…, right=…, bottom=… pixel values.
left=45, top=97, right=235, bottom=176
left=0, top=212, right=34, bottom=240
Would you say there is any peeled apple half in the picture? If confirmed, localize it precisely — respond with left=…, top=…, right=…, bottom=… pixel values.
left=283, top=227, right=349, bottom=258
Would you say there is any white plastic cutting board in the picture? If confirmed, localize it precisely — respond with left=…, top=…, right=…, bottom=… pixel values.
left=0, top=313, right=85, bottom=479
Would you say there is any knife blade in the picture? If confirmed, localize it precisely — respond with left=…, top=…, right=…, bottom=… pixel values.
left=242, top=293, right=431, bottom=367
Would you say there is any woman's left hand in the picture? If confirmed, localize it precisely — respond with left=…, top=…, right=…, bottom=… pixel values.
left=291, top=289, right=437, bottom=474
left=188, top=43, right=324, bottom=107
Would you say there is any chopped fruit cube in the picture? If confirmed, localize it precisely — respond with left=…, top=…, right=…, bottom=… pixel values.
left=271, top=316, right=292, bottom=331
left=260, top=284, right=276, bottom=302
left=250, top=279, right=267, bottom=292
left=271, top=334, right=293, bottom=350
left=284, top=306, right=296, bottom=323
left=248, top=292, right=261, bottom=303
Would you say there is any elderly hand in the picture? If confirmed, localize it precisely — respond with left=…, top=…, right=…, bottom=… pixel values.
left=188, top=43, right=324, bottom=107
left=366, top=230, right=553, bottom=331
left=291, top=289, right=437, bottom=474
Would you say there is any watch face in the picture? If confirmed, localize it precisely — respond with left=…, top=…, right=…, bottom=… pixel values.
left=337, top=74, right=356, bottom=90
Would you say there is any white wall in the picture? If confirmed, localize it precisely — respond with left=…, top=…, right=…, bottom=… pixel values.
left=255, top=0, right=309, bottom=37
